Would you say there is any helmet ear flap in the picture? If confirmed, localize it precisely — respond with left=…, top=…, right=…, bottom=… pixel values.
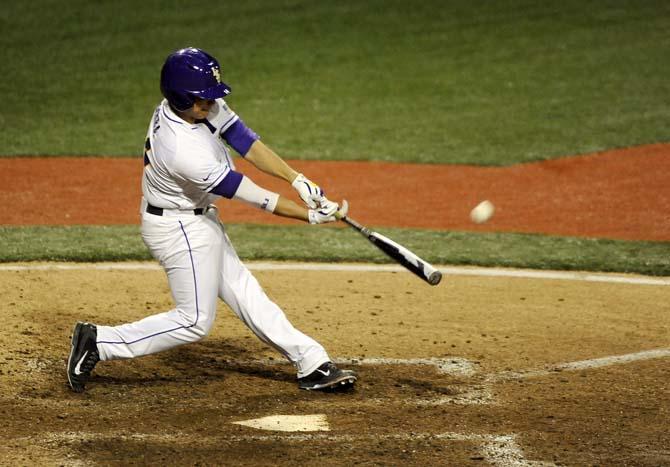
left=160, top=63, right=194, bottom=111
left=163, top=89, right=194, bottom=112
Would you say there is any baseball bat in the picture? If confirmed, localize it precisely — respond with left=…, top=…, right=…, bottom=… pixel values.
left=336, top=208, right=442, bottom=286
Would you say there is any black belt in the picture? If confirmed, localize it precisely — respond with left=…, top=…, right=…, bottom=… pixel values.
left=146, top=204, right=204, bottom=216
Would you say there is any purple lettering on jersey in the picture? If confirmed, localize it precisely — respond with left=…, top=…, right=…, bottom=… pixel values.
left=221, top=119, right=259, bottom=156
left=210, top=170, right=244, bottom=198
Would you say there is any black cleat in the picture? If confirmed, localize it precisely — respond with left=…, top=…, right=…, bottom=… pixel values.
left=298, top=362, right=357, bottom=391
left=67, top=322, right=100, bottom=393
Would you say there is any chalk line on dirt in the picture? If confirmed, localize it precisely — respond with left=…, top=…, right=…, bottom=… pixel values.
left=489, top=348, right=670, bottom=382
left=253, top=356, right=477, bottom=377
left=29, top=430, right=554, bottom=467
left=336, top=357, right=477, bottom=376
left=1, top=261, right=668, bottom=286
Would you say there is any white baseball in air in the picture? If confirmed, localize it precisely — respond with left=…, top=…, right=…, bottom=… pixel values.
left=470, top=200, right=495, bottom=224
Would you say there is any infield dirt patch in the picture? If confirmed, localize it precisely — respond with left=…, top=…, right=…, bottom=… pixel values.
left=1, top=143, right=669, bottom=240
left=0, top=265, right=668, bottom=465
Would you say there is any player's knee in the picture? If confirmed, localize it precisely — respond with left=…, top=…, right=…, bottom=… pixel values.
left=190, top=318, right=213, bottom=339
left=176, top=307, right=215, bottom=341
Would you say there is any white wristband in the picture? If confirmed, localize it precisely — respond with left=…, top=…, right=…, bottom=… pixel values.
left=232, top=176, right=279, bottom=212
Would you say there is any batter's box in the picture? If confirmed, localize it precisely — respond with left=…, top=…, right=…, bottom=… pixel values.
left=244, top=356, right=492, bottom=406
left=333, top=357, right=479, bottom=377
left=333, top=357, right=493, bottom=406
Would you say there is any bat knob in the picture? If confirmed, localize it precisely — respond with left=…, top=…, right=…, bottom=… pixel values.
left=427, top=270, right=442, bottom=286
left=334, top=199, right=348, bottom=220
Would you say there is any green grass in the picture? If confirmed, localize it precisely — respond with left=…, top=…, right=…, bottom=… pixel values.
left=1, top=2, right=668, bottom=276
left=2, top=225, right=668, bottom=276
left=1, top=0, right=669, bottom=163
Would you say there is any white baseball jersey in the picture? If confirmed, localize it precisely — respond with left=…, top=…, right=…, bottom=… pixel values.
left=142, top=98, right=238, bottom=210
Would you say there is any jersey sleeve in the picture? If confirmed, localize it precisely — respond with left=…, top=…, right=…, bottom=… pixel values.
left=208, top=99, right=260, bottom=156
left=207, top=98, right=239, bottom=134
left=221, top=119, right=259, bottom=156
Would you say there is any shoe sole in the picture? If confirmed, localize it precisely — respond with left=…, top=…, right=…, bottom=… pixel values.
left=66, top=322, right=84, bottom=393
left=300, top=373, right=357, bottom=391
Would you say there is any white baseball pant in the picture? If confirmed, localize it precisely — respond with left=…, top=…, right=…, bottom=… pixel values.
left=95, top=205, right=331, bottom=377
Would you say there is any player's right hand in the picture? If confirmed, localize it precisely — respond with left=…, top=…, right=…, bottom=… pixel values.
left=308, top=199, right=348, bottom=224
left=292, top=173, right=325, bottom=209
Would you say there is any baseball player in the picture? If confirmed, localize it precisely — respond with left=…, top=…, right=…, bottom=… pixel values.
left=67, top=47, right=356, bottom=393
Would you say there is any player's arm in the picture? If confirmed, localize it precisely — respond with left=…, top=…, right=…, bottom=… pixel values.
left=245, top=140, right=328, bottom=209
left=177, top=133, right=341, bottom=223
left=221, top=119, right=329, bottom=209
left=273, top=196, right=308, bottom=222
left=273, top=194, right=346, bottom=224
left=245, top=140, right=298, bottom=184
left=213, top=172, right=345, bottom=224
left=220, top=118, right=298, bottom=183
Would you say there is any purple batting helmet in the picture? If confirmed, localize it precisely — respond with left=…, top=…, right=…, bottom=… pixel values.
left=160, top=47, right=231, bottom=111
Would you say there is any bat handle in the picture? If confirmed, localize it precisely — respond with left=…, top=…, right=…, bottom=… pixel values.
left=341, top=215, right=371, bottom=236
left=333, top=200, right=347, bottom=221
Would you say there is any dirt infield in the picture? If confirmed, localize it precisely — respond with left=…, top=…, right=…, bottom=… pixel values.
left=1, top=146, right=668, bottom=465
left=1, top=264, right=668, bottom=465
left=2, top=143, right=670, bottom=240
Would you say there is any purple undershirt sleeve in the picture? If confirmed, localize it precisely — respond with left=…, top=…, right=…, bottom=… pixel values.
left=221, top=119, right=259, bottom=156
left=210, top=169, right=244, bottom=199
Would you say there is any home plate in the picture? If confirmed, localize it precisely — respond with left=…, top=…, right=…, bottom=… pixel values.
left=232, top=414, right=330, bottom=432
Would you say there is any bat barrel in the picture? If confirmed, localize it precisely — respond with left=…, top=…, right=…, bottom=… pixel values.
left=427, top=270, right=442, bottom=286
left=340, top=213, right=442, bottom=286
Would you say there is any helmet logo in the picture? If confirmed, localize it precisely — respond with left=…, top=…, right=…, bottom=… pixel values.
left=211, top=67, right=222, bottom=84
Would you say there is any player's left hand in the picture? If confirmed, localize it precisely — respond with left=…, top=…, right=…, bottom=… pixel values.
left=292, top=173, right=325, bottom=209
left=308, top=199, right=348, bottom=224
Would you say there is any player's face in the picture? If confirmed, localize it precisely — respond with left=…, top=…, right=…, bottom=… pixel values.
left=178, top=98, right=215, bottom=123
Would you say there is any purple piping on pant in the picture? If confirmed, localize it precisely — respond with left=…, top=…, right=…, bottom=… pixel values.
left=97, top=220, right=200, bottom=346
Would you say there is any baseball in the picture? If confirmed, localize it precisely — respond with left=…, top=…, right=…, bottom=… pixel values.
left=470, top=200, right=495, bottom=224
